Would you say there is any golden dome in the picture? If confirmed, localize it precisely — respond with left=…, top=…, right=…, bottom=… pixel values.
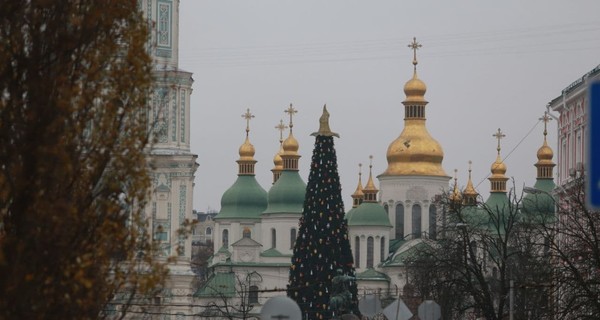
left=363, top=157, right=379, bottom=202
left=536, top=114, right=554, bottom=162
left=351, top=164, right=364, bottom=198
left=463, top=161, right=478, bottom=197
left=490, top=154, right=507, bottom=176
left=239, top=136, right=256, bottom=161
left=382, top=38, right=447, bottom=178
left=282, top=132, right=299, bottom=156
left=489, top=129, right=509, bottom=192
left=537, top=142, right=553, bottom=161
left=449, top=170, right=462, bottom=203
left=403, top=73, right=427, bottom=104
left=273, top=145, right=284, bottom=170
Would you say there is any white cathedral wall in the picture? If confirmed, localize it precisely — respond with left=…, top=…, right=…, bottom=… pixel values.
left=349, top=226, right=391, bottom=272
left=260, top=214, right=301, bottom=255
left=378, top=175, right=449, bottom=240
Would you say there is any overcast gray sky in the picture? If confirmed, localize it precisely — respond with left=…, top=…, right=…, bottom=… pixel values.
left=179, top=0, right=600, bottom=212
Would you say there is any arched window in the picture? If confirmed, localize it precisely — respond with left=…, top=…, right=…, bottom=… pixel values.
left=367, top=236, right=374, bottom=268
left=354, top=236, right=360, bottom=268
left=429, top=205, right=437, bottom=239
left=412, top=204, right=422, bottom=238
left=395, top=204, right=404, bottom=239
left=380, top=237, right=386, bottom=262
left=271, top=228, right=276, bottom=249
left=222, top=229, right=229, bottom=248
left=248, top=285, right=259, bottom=304
left=205, top=226, right=212, bottom=235
left=290, top=228, right=297, bottom=249
left=243, top=227, right=251, bottom=238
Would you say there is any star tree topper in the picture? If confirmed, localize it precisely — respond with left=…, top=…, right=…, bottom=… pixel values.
left=311, top=105, right=340, bottom=138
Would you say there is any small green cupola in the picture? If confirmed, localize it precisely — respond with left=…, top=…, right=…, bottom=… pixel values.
left=523, top=113, right=556, bottom=218
left=347, top=157, right=392, bottom=227
left=484, top=129, right=510, bottom=230
left=216, top=109, right=267, bottom=220
left=263, top=104, right=306, bottom=214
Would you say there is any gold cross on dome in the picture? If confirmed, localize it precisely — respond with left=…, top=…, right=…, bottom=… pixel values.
left=242, top=108, right=254, bottom=135
left=408, top=37, right=422, bottom=68
left=493, top=128, right=506, bottom=153
left=275, top=119, right=288, bottom=143
left=285, top=103, right=298, bottom=131
left=358, top=163, right=362, bottom=178
left=539, top=111, right=552, bottom=137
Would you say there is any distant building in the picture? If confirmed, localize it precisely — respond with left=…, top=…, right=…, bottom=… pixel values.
left=192, top=210, right=217, bottom=245
left=549, top=64, right=600, bottom=185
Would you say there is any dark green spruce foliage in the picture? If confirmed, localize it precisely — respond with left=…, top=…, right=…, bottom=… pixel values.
left=288, top=135, right=359, bottom=319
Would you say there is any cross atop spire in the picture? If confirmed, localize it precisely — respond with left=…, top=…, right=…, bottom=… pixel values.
left=468, top=160, right=473, bottom=175
left=275, top=119, right=288, bottom=144
left=493, top=128, right=506, bottom=154
left=454, top=168, right=458, bottom=183
left=358, top=163, right=363, bottom=178
left=408, top=37, right=422, bottom=71
left=242, top=108, right=254, bottom=136
left=285, top=103, right=298, bottom=132
left=539, top=111, right=552, bottom=138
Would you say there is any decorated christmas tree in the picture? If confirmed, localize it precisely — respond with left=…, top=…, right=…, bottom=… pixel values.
left=288, top=106, right=359, bottom=319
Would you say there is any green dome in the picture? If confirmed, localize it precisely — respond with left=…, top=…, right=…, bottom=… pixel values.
left=345, top=207, right=357, bottom=221
left=347, top=202, right=392, bottom=227
left=216, top=175, right=267, bottom=220
left=522, top=178, right=556, bottom=222
left=263, top=171, right=306, bottom=214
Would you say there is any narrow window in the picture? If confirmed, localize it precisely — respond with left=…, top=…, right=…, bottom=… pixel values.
left=354, top=236, right=360, bottom=268
left=248, top=285, right=259, bottom=304
left=271, top=228, right=276, bottom=249
left=380, top=237, right=386, bottom=262
left=243, top=227, right=251, bottom=238
left=290, top=228, right=297, bottom=249
left=367, top=237, right=374, bottom=268
left=395, top=204, right=404, bottom=239
left=412, top=204, right=422, bottom=238
left=222, top=229, right=229, bottom=248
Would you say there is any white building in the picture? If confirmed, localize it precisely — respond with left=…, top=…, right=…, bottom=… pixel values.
left=141, top=0, right=198, bottom=316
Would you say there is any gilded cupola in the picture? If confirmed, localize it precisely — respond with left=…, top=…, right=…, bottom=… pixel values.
left=535, top=112, right=556, bottom=179
left=462, top=161, right=479, bottom=206
left=237, top=108, right=257, bottom=175
left=489, top=128, right=509, bottom=193
left=363, top=156, right=379, bottom=203
left=449, top=169, right=462, bottom=205
left=382, top=37, right=447, bottom=178
left=281, top=104, right=301, bottom=171
left=217, top=109, right=268, bottom=220
left=263, top=104, right=307, bottom=215
left=351, top=163, right=364, bottom=208
left=271, top=119, right=287, bottom=184
left=347, top=157, right=392, bottom=228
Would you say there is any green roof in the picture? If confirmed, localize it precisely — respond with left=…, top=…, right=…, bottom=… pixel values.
left=483, top=192, right=511, bottom=232
left=195, top=272, right=236, bottom=297
left=347, top=202, right=392, bottom=227
left=260, top=248, right=291, bottom=257
left=383, top=240, right=432, bottom=267
left=216, top=175, right=267, bottom=220
left=263, top=171, right=306, bottom=214
left=356, top=268, right=390, bottom=282
left=345, top=207, right=357, bottom=221
left=522, top=178, right=556, bottom=222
